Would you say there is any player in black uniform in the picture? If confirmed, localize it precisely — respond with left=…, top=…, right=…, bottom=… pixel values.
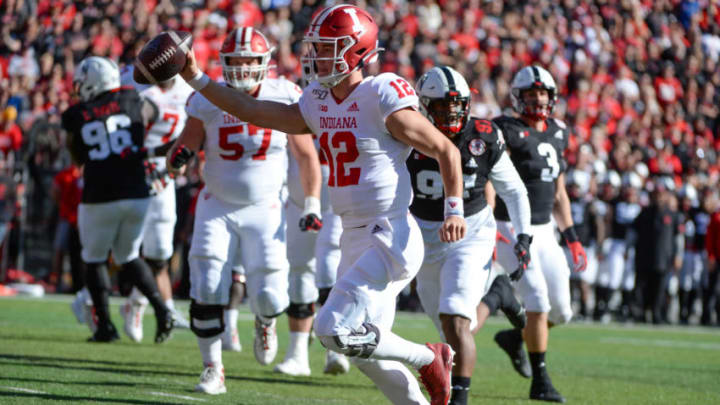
left=62, top=56, right=174, bottom=343
left=491, top=66, right=587, bottom=403
left=409, top=66, right=533, bottom=405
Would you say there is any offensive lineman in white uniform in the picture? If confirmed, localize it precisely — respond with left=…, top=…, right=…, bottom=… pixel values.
left=175, top=5, right=466, bottom=404
left=409, top=66, right=532, bottom=405
left=118, top=66, right=194, bottom=341
left=166, top=27, right=322, bottom=394
left=278, top=134, right=347, bottom=376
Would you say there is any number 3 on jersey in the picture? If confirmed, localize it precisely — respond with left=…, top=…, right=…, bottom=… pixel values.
left=318, top=131, right=360, bottom=187
left=537, top=142, right=560, bottom=182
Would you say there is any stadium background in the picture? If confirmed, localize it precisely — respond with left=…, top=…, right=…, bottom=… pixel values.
left=0, top=0, right=719, bottom=324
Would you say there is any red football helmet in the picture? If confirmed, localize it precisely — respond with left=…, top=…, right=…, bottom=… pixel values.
left=301, top=5, right=382, bottom=88
left=220, top=27, right=274, bottom=91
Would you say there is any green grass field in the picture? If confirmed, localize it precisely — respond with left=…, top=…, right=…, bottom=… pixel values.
left=1, top=295, right=718, bottom=404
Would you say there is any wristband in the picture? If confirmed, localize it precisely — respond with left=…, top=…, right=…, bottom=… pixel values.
left=302, top=196, right=321, bottom=217
left=187, top=71, right=210, bottom=91
left=562, top=226, right=579, bottom=243
left=444, top=196, right=464, bottom=219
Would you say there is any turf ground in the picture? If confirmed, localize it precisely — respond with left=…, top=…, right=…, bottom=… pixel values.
left=1, top=295, right=718, bottom=404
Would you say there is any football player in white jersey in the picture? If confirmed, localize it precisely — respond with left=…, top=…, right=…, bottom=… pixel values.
left=166, top=27, right=322, bottom=395
left=118, top=66, right=194, bottom=341
left=410, top=66, right=532, bottom=405
left=175, top=5, right=466, bottom=404
left=278, top=133, right=348, bottom=376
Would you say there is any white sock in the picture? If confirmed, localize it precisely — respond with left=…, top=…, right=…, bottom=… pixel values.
left=129, top=287, right=144, bottom=302
left=164, top=299, right=175, bottom=311
left=285, top=332, right=309, bottom=362
left=371, top=330, right=434, bottom=369
left=354, top=359, right=429, bottom=405
left=197, top=335, right=223, bottom=369
left=225, top=309, right=239, bottom=331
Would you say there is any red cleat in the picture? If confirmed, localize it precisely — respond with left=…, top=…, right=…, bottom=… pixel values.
left=418, top=343, right=454, bottom=405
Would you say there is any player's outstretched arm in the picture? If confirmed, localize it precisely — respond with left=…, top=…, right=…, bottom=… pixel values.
left=489, top=153, right=532, bottom=236
left=554, top=172, right=587, bottom=271
left=386, top=107, right=466, bottom=242
left=289, top=134, right=323, bottom=232
left=165, top=116, right=205, bottom=175
left=179, top=49, right=310, bottom=135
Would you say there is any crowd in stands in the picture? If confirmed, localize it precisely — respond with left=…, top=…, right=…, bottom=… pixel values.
left=0, top=0, right=718, bottom=324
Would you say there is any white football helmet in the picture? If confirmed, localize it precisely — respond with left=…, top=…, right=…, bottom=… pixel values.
left=416, top=66, right=471, bottom=136
left=220, top=27, right=274, bottom=92
left=510, top=65, right=557, bottom=120
left=73, top=57, right=121, bottom=102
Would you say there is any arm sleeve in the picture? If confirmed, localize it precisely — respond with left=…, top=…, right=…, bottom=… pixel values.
left=489, top=152, right=532, bottom=236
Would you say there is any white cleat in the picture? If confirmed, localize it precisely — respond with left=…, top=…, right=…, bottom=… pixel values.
left=195, top=365, right=226, bottom=395
left=253, top=316, right=278, bottom=366
left=274, top=357, right=311, bottom=376
left=120, top=297, right=148, bottom=342
left=222, top=327, right=242, bottom=352
left=71, top=288, right=97, bottom=333
left=171, top=308, right=190, bottom=329
left=323, top=350, right=350, bottom=375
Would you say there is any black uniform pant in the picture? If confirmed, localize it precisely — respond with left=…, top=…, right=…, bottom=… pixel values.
left=701, top=264, right=720, bottom=325
left=635, top=268, right=667, bottom=324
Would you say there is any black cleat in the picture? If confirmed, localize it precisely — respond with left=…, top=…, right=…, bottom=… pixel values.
left=88, top=322, right=120, bottom=343
left=154, top=309, right=175, bottom=343
left=490, top=275, right=527, bottom=330
left=530, top=376, right=566, bottom=403
left=494, top=329, right=531, bottom=378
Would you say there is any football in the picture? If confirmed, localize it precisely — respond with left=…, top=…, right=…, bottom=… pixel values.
left=134, top=30, right=193, bottom=85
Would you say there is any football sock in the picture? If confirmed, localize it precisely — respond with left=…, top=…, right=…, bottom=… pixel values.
left=354, top=359, right=427, bottom=404
left=123, top=258, right=167, bottom=315
left=85, top=262, right=111, bottom=325
left=165, top=299, right=176, bottom=312
left=198, top=335, right=223, bottom=369
left=529, top=351, right=548, bottom=380
left=481, top=286, right=502, bottom=312
left=225, top=308, right=239, bottom=331
left=450, top=376, right=471, bottom=405
left=285, top=332, right=310, bottom=362
left=371, top=330, right=435, bottom=369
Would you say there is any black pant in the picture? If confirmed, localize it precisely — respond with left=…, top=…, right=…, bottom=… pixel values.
left=635, top=269, right=667, bottom=323
left=701, top=265, right=720, bottom=325
left=68, top=225, right=85, bottom=293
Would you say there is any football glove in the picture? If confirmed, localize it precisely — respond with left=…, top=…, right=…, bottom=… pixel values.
left=169, top=144, right=194, bottom=170
left=562, top=226, right=587, bottom=272
left=510, top=233, right=532, bottom=281
left=144, top=161, right=170, bottom=195
left=299, top=196, right=322, bottom=232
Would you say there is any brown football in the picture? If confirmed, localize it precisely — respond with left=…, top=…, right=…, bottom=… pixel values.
left=134, top=30, right=193, bottom=85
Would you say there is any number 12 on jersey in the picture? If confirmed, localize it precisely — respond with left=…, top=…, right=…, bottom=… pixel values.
left=318, top=131, right=360, bottom=187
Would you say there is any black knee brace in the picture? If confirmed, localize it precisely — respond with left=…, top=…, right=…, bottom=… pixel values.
left=330, top=322, right=380, bottom=359
left=318, top=287, right=332, bottom=306
left=189, top=300, right=225, bottom=338
left=287, top=302, right=315, bottom=319
left=145, top=258, right=167, bottom=274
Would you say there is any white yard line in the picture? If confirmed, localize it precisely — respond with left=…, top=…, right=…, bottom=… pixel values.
left=149, top=391, right=207, bottom=402
left=600, top=336, right=720, bottom=351
left=0, top=386, right=48, bottom=394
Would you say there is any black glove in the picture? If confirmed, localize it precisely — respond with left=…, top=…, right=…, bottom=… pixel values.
left=299, top=213, right=323, bottom=232
left=169, top=144, right=195, bottom=170
left=510, top=233, right=532, bottom=281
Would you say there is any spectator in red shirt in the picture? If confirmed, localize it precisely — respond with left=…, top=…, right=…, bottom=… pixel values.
left=654, top=63, right=684, bottom=106
left=50, top=164, right=84, bottom=293
left=0, top=106, right=22, bottom=162
left=704, top=195, right=720, bottom=326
